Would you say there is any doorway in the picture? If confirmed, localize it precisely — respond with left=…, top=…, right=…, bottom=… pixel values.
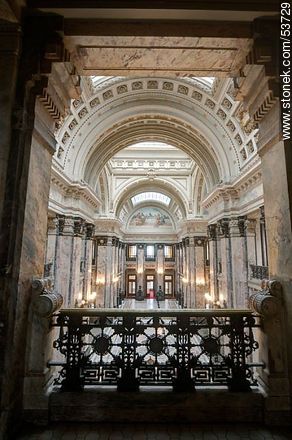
left=164, top=274, right=174, bottom=298
left=146, top=273, right=155, bottom=299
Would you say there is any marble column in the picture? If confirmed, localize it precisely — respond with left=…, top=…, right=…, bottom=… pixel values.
left=70, top=218, right=84, bottom=307
left=182, top=238, right=190, bottom=307
left=45, top=217, right=58, bottom=283
left=245, top=219, right=257, bottom=283
left=156, top=244, right=164, bottom=290
left=104, top=237, right=113, bottom=308
left=55, top=216, right=74, bottom=307
left=188, top=237, right=196, bottom=308
left=95, top=237, right=107, bottom=308
left=83, top=223, right=94, bottom=302
left=120, top=243, right=126, bottom=294
left=194, top=237, right=206, bottom=309
left=259, top=139, right=292, bottom=419
left=137, top=244, right=145, bottom=292
left=207, top=224, right=218, bottom=304
left=229, top=217, right=248, bottom=308
left=111, top=237, right=119, bottom=307
left=217, top=219, right=232, bottom=307
left=175, top=243, right=181, bottom=295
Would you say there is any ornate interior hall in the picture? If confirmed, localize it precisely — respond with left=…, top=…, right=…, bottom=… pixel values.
left=0, top=1, right=291, bottom=439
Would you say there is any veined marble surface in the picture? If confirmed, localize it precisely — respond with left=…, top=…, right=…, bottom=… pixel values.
left=122, top=298, right=179, bottom=310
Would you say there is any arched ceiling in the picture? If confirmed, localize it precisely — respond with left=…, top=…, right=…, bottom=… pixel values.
left=54, top=76, right=259, bottom=197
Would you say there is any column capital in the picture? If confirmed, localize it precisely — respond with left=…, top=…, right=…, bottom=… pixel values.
left=85, top=223, right=95, bottom=239
left=57, top=215, right=74, bottom=236
left=217, top=218, right=230, bottom=238
left=207, top=224, right=217, bottom=241
left=229, top=216, right=246, bottom=237
left=73, top=217, right=84, bottom=237
left=245, top=218, right=257, bottom=234
left=194, top=237, right=206, bottom=246
left=96, top=236, right=108, bottom=246
left=47, top=216, right=58, bottom=235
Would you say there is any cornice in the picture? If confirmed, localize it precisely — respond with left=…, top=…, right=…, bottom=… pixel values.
left=50, top=167, right=101, bottom=209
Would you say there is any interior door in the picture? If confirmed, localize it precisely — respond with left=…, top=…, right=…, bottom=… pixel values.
left=146, top=274, right=155, bottom=299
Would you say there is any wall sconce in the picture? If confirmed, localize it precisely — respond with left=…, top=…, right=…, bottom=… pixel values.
left=96, top=275, right=105, bottom=285
left=182, top=277, right=188, bottom=284
left=157, top=268, right=164, bottom=275
left=137, top=268, right=143, bottom=274
left=89, top=291, right=97, bottom=301
left=196, top=277, right=205, bottom=287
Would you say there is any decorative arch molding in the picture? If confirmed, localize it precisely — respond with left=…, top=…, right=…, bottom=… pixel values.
left=82, top=112, right=222, bottom=192
left=53, top=77, right=259, bottom=192
left=115, top=179, right=188, bottom=222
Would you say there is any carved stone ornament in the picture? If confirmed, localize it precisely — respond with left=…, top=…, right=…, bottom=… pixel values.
left=32, top=278, right=63, bottom=317
left=249, top=280, right=282, bottom=317
left=208, top=224, right=217, bottom=240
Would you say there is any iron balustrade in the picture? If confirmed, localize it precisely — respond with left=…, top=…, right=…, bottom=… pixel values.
left=250, top=264, right=269, bottom=280
left=49, top=308, right=262, bottom=393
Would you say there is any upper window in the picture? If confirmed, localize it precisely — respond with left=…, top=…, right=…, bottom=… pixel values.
left=146, top=245, right=155, bottom=259
left=127, top=245, right=137, bottom=259
left=131, top=192, right=171, bottom=206
left=164, top=245, right=174, bottom=259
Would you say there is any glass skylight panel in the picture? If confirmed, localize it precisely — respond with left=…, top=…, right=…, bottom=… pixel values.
left=131, top=192, right=171, bottom=206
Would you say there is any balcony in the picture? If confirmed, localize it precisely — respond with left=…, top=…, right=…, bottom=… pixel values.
left=49, top=308, right=262, bottom=393
left=250, top=264, right=269, bottom=280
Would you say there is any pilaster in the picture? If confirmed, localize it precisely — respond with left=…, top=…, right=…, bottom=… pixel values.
left=194, top=237, right=207, bottom=309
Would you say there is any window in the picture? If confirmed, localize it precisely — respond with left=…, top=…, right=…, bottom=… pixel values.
left=164, top=245, right=174, bottom=259
left=146, top=245, right=155, bottom=259
left=127, top=244, right=137, bottom=259
left=131, top=192, right=170, bottom=206
left=128, top=274, right=136, bottom=296
left=164, top=275, right=173, bottom=296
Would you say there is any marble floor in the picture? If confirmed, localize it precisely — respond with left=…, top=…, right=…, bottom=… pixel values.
left=122, top=298, right=179, bottom=309
left=16, top=422, right=292, bottom=440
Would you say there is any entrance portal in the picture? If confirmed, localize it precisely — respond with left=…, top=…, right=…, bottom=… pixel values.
left=146, top=274, right=155, bottom=299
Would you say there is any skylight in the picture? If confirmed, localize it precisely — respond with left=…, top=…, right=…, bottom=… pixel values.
left=131, top=192, right=171, bottom=206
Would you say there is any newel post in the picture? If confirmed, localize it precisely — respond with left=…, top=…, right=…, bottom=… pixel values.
left=249, top=280, right=290, bottom=424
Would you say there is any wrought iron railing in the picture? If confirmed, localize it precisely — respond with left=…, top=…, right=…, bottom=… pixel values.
left=49, top=309, right=262, bottom=393
left=250, top=264, right=269, bottom=280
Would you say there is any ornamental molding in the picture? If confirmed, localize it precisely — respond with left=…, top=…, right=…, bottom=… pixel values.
left=202, top=160, right=263, bottom=210
left=50, top=168, right=101, bottom=209
left=53, top=77, right=259, bottom=178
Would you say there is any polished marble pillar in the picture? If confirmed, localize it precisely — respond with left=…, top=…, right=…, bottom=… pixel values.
left=229, top=217, right=248, bottom=308
left=194, top=237, right=207, bottom=308
left=55, top=216, right=74, bottom=307
left=83, top=223, right=94, bottom=302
